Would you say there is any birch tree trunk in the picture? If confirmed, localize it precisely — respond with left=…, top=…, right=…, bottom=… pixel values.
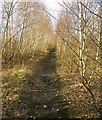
left=79, top=1, right=85, bottom=78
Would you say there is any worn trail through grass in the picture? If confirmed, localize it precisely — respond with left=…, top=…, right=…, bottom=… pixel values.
left=2, top=48, right=74, bottom=118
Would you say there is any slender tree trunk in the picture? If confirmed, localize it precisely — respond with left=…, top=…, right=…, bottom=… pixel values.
left=79, top=1, right=84, bottom=77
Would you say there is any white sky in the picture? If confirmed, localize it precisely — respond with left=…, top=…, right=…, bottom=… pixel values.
left=41, top=0, right=63, bottom=30
left=42, top=0, right=63, bottom=19
left=42, top=0, right=62, bottom=11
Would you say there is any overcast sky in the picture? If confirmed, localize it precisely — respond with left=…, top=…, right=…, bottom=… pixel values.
left=42, top=0, right=62, bottom=11
left=41, top=0, right=63, bottom=30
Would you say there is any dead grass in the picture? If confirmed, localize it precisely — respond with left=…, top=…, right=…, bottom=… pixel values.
left=1, top=49, right=101, bottom=118
left=56, top=64, right=101, bottom=118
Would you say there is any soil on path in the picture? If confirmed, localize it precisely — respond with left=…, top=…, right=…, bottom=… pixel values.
left=2, top=47, right=72, bottom=118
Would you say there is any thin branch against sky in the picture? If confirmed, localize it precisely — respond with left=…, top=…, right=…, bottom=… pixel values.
left=42, top=0, right=63, bottom=17
left=41, top=0, right=64, bottom=31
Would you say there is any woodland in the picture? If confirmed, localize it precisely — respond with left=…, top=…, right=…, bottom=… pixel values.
left=0, top=0, right=102, bottom=118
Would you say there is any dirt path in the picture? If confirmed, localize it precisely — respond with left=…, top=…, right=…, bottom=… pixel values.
left=2, top=47, right=73, bottom=118
left=2, top=47, right=101, bottom=118
left=27, top=48, right=73, bottom=118
left=19, top=47, right=72, bottom=118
